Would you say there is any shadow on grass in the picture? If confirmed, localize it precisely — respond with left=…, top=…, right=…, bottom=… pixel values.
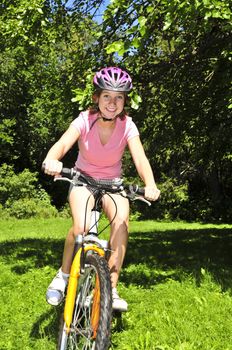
left=0, top=238, right=64, bottom=273
left=0, top=226, right=232, bottom=291
left=30, top=306, right=62, bottom=343
left=122, top=227, right=232, bottom=291
left=0, top=238, right=64, bottom=344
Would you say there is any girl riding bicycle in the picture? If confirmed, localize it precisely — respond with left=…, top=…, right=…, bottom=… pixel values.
left=43, top=66, right=160, bottom=312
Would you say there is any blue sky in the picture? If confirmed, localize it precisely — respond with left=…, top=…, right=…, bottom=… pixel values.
left=65, top=0, right=111, bottom=23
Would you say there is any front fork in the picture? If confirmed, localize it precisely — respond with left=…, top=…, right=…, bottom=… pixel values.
left=64, top=209, right=104, bottom=333
left=64, top=241, right=105, bottom=333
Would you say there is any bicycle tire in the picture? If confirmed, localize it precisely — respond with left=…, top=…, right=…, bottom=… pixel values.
left=58, top=253, right=112, bottom=350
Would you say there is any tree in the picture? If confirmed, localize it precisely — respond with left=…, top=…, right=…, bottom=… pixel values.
left=99, top=0, right=232, bottom=221
left=0, top=0, right=102, bottom=169
left=0, top=0, right=104, bottom=206
left=1, top=0, right=231, bottom=220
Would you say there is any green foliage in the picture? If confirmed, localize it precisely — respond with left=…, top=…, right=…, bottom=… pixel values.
left=136, top=177, right=189, bottom=221
left=0, top=0, right=100, bottom=170
left=158, top=177, right=189, bottom=220
left=0, top=118, right=16, bottom=148
left=0, top=164, right=57, bottom=218
left=5, top=198, right=58, bottom=219
left=0, top=0, right=48, bottom=43
left=100, top=0, right=232, bottom=222
left=0, top=0, right=231, bottom=221
left=71, top=69, right=95, bottom=110
left=128, top=90, right=142, bottom=110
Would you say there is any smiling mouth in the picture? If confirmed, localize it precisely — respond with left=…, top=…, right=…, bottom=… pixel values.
left=106, top=108, right=116, bottom=113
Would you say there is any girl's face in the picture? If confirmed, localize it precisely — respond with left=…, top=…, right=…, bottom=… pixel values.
left=96, top=90, right=125, bottom=119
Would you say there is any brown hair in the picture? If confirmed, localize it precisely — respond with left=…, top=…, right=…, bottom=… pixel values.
left=88, top=89, right=130, bottom=120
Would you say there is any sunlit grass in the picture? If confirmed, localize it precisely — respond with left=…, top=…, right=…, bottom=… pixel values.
left=1, top=218, right=232, bottom=349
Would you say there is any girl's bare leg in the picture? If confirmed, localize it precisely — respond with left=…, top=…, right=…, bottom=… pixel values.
left=61, top=186, right=94, bottom=274
left=102, top=194, right=129, bottom=288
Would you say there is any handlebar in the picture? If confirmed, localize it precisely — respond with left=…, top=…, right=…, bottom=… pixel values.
left=42, top=165, right=148, bottom=203
left=61, top=167, right=145, bottom=195
left=61, top=167, right=145, bottom=196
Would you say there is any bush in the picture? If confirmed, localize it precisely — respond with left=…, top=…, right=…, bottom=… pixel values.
left=58, top=203, right=71, bottom=218
left=5, top=198, right=58, bottom=219
left=159, top=176, right=189, bottom=220
left=0, top=164, right=57, bottom=219
left=136, top=176, right=189, bottom=221
left=0, top=164, right=37, bottom=203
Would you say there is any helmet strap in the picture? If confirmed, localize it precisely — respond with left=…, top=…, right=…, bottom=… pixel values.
left=102, top=116, right=114, bottom=122
left=100, top=112, right=117, bottom=122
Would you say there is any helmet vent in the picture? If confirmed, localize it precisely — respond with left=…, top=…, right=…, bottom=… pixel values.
left=93, top=67, right=132, bottom=92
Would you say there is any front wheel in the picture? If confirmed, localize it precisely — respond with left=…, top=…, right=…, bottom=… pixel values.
left=58, top=253, right=112, bottom=350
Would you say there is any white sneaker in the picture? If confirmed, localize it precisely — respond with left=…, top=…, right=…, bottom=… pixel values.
left=112, top=288, right=128, bottom=312
left=46, top=269, right=68, bottom=306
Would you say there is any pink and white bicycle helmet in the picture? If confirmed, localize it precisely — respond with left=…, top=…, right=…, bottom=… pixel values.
left=93, top=67, right=133, bottom=92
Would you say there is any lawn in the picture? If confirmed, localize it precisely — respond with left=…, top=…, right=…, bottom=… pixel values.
left=0, top=218, right=232, bottom=349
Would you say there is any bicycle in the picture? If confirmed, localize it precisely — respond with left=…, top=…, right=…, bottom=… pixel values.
left=49, top=167, right=151, bottom=350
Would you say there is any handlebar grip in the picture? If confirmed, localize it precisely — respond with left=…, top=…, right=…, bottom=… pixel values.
left=61, top=167, right=77, bottom=178
left=126, top=184, right=145, bottom=196
left=41, top=164, right=75, bottom=177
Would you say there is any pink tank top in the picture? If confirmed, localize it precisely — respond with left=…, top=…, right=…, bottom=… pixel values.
left=71, top=111, right=139, bottom=179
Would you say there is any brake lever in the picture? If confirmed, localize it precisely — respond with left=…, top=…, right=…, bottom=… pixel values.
left=123, top=191, right=151, bottom=206
left=54, top=177, right=74, bottom=184
left=134, top=196, right=151, bottom=206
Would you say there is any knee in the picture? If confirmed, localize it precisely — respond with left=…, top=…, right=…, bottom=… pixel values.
left=68, top=225, right=86, bottom=239
left=112, top=216, right=129, bottom=232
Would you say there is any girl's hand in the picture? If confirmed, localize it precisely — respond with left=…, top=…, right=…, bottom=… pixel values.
left=144, top=186, right=160, bottom=201
left=42, top=160, right=63, bottom=176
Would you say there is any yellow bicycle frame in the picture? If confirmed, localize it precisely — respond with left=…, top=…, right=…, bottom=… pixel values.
left=64, top=244, right=105, bottom=333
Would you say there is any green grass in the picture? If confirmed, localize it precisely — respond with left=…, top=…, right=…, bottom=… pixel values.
left=1, top=218, right=232, bottom=349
